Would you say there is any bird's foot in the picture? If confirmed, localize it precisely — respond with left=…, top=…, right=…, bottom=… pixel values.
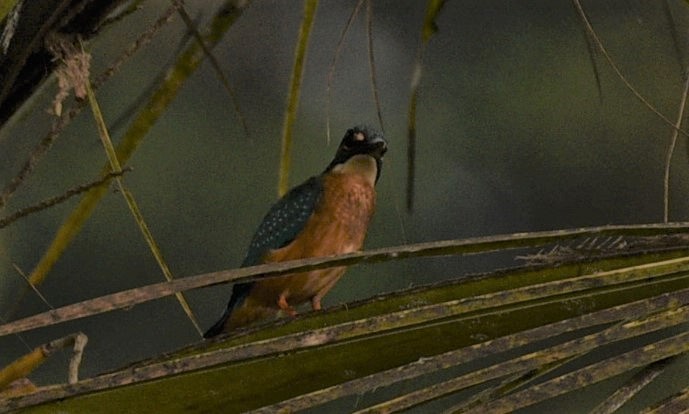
left=278, top=294, right=297, bottom=317
left=311, top=297, right=322, bottom=311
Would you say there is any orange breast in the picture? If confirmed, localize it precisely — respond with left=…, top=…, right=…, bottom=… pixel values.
left=249, top=172, right=376, bottom=307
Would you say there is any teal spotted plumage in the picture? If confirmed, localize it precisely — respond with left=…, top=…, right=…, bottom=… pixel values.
left=204, top=126, right=387, bottom=338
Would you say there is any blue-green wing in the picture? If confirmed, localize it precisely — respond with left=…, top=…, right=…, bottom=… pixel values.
left=204, top=176, right=323, bottom=338
left=241, top=175, right=323, bottom=266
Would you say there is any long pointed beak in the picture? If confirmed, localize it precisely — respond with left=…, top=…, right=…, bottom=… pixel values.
left=368, top=135, right=387, bottom=159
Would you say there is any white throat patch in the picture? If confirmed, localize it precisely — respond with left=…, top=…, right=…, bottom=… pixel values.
left=331, top=154, right=378, bottom=186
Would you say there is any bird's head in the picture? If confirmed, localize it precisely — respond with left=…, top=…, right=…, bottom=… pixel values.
left=326, top=126, right=387, bottom=184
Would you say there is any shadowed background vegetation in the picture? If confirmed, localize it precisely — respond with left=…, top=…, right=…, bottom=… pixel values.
left=2, top=0, right=689, bottom=412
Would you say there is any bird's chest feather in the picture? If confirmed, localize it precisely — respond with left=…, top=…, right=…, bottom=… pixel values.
left=253, top=172, right=376, bottom=305
left=268, top=172, right=376, bottom=261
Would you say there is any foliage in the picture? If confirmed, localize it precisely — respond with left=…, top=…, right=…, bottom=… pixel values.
left=2, top=1, right=689, bottom=413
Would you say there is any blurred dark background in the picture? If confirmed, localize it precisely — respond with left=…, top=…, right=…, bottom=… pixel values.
left=2, top=0, right=689, bottom=411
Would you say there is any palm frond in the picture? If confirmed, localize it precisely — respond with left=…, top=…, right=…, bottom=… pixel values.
left=2, top=226, right=689, bottom=413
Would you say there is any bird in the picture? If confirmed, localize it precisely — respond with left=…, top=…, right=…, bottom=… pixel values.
left=203, top=126, right=387, bottom=338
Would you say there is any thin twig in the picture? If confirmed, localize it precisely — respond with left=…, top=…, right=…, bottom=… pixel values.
left=461, top=333, right=689, bottom=414
left=11, top=264, right=53, bottom=312
left=106, top=17, right=195, bottom=134
left=0, top=264, right=55, bottom=353
left=260, top=300, right=689, bottom=413
left=4, top=222, right=689, bottom=336
left=642, top=382, right=689, bottom=413
left=661, top=0, right=685, bottom=74
left=97, top=1, right=145, bottom=30
left=22, top=0, right=252, bottom=295
left=571, top=0, right=689, bottom=138
left=0, top=312, right=31, bottom=353
left=573, top=2, right=602, bottom=103
left=0, top=4, right=177, bottom=210
left=170, top=0, right=249, bottom=138
left=406, top=53, right=421, bottom=211
left=0, top=332, right=88, bottom=390
left=83, top=72, right=203, bottom=335
left=93, top=3, right=177, bottom=89
left=663, top=72, right=689, bottom=222
left=278, top=0, right=319, bottom=196
left=67, top=333, right=88, bottom=384
left=0, top=169, right=130, bottom=229
left=325, top=0, right=365, bottom=143
left=589, top=357, right=674, bottom=414
left=406, top=0, right=446, bottom=211
left=0, top=114, right=68, bottom=209
left=4, top=283, right=689, bottom=412
left=441, top=358, right=578, bottom=414
left=366, top=0, right=384, bottom=133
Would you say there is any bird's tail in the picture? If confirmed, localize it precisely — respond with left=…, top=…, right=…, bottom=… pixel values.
left=203, top=297, right=278, bottom=338
left=203, top=308, right=231, bottom=338
left=204, top=282, right=253, bottom=338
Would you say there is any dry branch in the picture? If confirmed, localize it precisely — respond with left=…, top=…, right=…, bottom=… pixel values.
left=0, top=169, right=130, bottom=229
left=464, top=330, right=689, bottom=414
left=4, top=277, right=689, bottom=412
left=3, top=223, right=689, bottom=337
left=0, top=332, right=87, bottom=391
left=254, top=289, right=689, bottom=413
left=590, top=357, right=675, bottom=414
left=356, top=307, right=689, bottom=413
left=571, top=0, right=689, bottom=138
left=643, top=383, right=689, bottom=413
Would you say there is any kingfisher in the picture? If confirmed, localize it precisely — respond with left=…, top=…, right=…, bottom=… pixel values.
left=204, top=126, right=387, bottom=338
